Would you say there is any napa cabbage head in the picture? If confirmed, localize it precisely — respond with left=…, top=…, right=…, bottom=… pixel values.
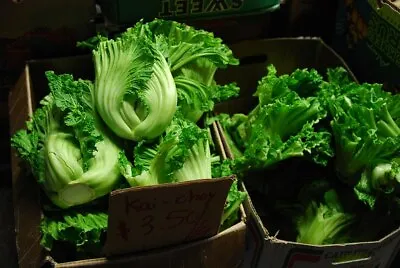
left=119, top=114, right=213, bottom=187
left=93, top=23, right=177, bottom=141
left=132, top=19, right=240, bottom=123
left=217, top=65, right=333, bottom=173
left=296, top=188, right=355, bottom=245
left=11, top=71, right=122, bottom=209
left=325, top=79, right=400, bottom=209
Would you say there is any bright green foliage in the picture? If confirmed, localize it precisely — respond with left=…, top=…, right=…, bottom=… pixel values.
left=326, top=79, right=400, bottom=208
left=137, top=19, right=239, bottom=72
left=211, top=159, right=247, bottom=230
left=255, top=65, right=323, bottom=105
left=40, top=210, right=108, bottom=252
left=296, top=189, right=355, bottom=245
left=93, top=23, right=177, bottom=141
left=119, top=115, right=212, bottom=187
left=221, top=180, right=247, bottom=230
left=218, top=65, right=333, bottom=173
left=237, top=93, right=331, bottom=170
left=175, top=71, right=240, bottom=122
left=11, top=72, right=122, bottom=209
left=132, top=19, right=240, bottom=122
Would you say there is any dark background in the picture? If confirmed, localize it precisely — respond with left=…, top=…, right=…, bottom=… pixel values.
left=2, top=0, right=396, bottom=267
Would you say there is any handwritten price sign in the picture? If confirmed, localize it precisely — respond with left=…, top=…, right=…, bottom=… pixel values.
left=103, top=177, right=233, bottom=256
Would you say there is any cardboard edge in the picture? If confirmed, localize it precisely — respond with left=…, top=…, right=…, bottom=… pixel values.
left=8, top=69, right=26, bottom=267
left=8, top=65, right=34, bottom=134
left=227, top=37, right=358, bottom=84
left=211, top=121, right=227, bottom=160
left=267, top=227, right=400, bottom=248
left=314, top=37, right=359, bottom=83
left=387, top=237, right=400, bottom=267
left=48, top=221, right=247, bottom=267
left=213, top=121, right=247, bottom=223
left=381, top=0, right=400, bottom=13
left=216, top=120, right=268, bottom=267
left=8, top=64, right=45, bottom=268
left=109, top=176, right=235, bottom=196
left=216, top=121, right=267, bottom=238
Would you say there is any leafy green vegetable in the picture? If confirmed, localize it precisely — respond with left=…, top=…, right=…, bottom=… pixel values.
left=138, top=19, right=239, bottom=73
left=40, top=210, right=107, bottom=252
left=211, top=158, right=234, bottom=178
left=254, top=65, right=324, bottom=105
left=93, top=24, right=177, bottom=141
left=174, top=75, right=214, bottom=123
left=353, top=159, right=400, bottom=209
left=211, top=158, right=247, bottom=230
left=218, top=65, right=333, bottom=173
left=295, top=187, right=355, bottom=245
left=213, top=64, right=400, bottom=246
left=132, top=19, right=240, bottom=122
left=221, top=180, right=247, bottom=230
left=119, top=115, right=212, bottom=186
left=175, top=73, right=240, bottom=122
left=327, top=81, right=400, bottom=208
left=11, top=72, right=122, bottom=209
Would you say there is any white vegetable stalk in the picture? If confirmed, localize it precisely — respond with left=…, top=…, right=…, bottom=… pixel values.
left=93, top=37, right=177, bottom=141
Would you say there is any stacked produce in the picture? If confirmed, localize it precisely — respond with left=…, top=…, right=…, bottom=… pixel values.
left=10, top=19, right=246, bottom=259
left=216, top=65, right=400, bottom=245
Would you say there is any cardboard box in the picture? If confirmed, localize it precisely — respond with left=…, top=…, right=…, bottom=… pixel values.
left=8, top=55, right=246, bottom=268
left=214, top=38, right=400, bottom=268
left=333, top=0, right=400, bottom=93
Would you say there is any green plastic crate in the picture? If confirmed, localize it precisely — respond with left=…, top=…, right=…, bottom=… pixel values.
left=99, top=0, right=280, bottom=26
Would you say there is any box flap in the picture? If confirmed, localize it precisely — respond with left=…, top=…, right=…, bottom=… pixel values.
left=388, top=0, right=400, bottom=9
left=215, top=37, right=357, bottom=97
left=8, top=66, right=44, bottom=268
left=214, top=37, right=357, bottom=115
left=50, top=221, right=246, bottom=268
left=103, top=177, right=234, bottom=256
left=261, top=228, right=400, bottom=267
left=216, top=121, right=269, bottom=239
